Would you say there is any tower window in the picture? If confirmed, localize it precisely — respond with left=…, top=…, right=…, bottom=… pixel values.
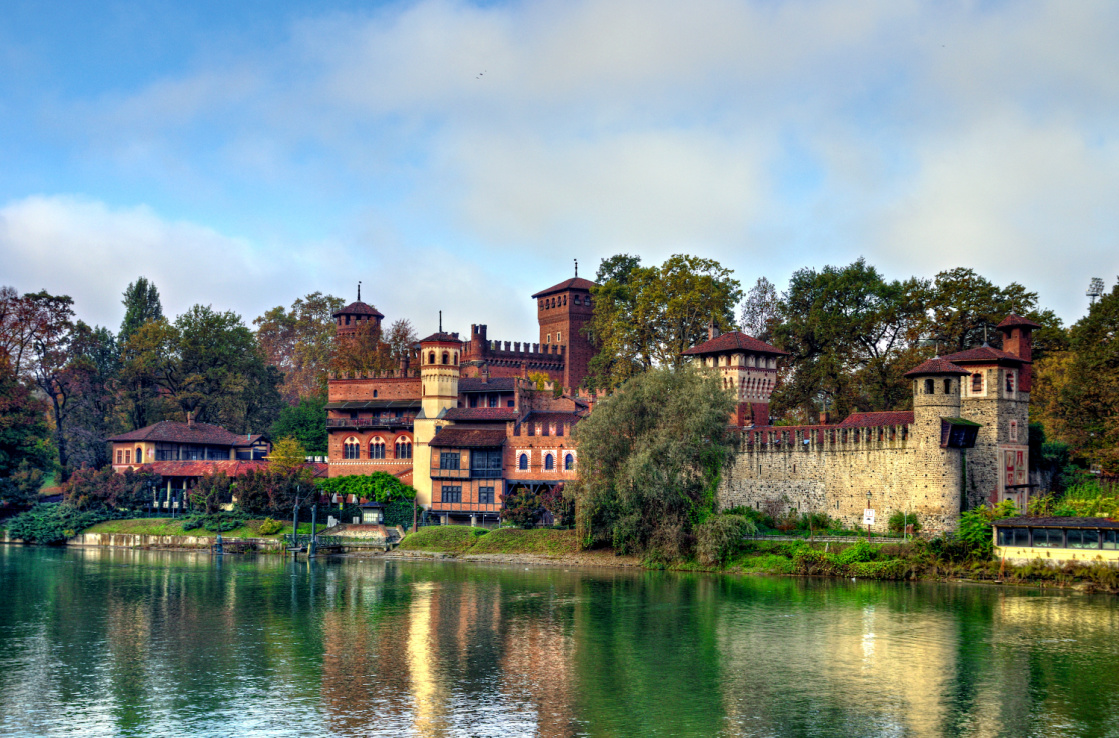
left=972, top=373, right=983, bottom=393
left=370, top=437, right=386, bottom=459
left=557, top=331, right=562, bottom=343
left=546, top=334, right=551, bottom=344
left=343, top=437, right=360, bottom=460
left=1006, top=372, right=1015, bottom=394
left=441, top=351, right=449, bottom=365
left=574, top=295, right=581, bottom=305
left=943, top=379, right=951, bottom=394
left=519, top=453, right=528, bottom=470
left=429, top=352, right=436, bottom=365
left=544, top=453, right=554, bottom=470
left=395, top=438, right=412, bottom=459
left=565, top=453, right=574, bottom=470
left=924, top=379, right=934, bottom=395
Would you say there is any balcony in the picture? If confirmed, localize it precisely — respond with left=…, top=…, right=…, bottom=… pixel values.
left=327, top=417, right=415, bottom=430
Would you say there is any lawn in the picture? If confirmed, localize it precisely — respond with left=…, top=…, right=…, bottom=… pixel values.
left=466, top=528, right=580, bottom=555
left=398, top=525, right=488, bottom=553
left=83, top=518, right=326, bottom=539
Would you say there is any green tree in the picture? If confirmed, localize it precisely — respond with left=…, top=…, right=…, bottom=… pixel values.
left=0, top=358, right=52, bottom=476
left=119, top=277, right=163, bottom=346
left=0, top=462, right=45, bottom=506
left=738, top=276, right=782, bottom=343
left=254, top=292, right=343, bottom=403
left=22, top=291, right=80, bottom=478
left=270, top=395, right=327, bottom=456
left=63, top=322, right=122, bottom=470
left=925, top=268, right=1040, bottom=353
left=586, top=254, right=741, bottom=388
left=570, top=365, right=736, bottom=559
left=268, top=436, right=307, bottom=473
left=385, top=318, right=419, bottom=364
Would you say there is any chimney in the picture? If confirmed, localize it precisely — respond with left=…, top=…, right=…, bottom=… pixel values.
left=819, top=411, right=830, bottom=425
left=186, top=410, right=193, bottom=427
left=708, top=320, right=721, bottom=341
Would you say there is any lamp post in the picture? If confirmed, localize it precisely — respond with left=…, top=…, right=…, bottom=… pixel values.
left=866, top=490, right=873, bottom=542
left=291, top=482, right=301, bottom=554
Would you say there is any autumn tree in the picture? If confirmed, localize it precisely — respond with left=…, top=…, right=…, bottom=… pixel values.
left=62, top=323, right=122, bottom=470
left=254, top=292, right=343, bottom=403
left=268, top=436, right=308, bottom=473
left=0, top=358, right=52, bottom=476
left=385, top=318, right=419, bottom=364
left=332, top=318, right=395, bottom=375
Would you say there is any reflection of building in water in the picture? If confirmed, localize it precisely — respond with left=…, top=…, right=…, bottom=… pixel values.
left=499, top=602, right=578, bottom=736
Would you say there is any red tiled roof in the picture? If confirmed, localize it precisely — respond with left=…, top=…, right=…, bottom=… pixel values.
left=459, top=377, right=518, bottom=392
left=394, top=468, right=413, bottom=484
left=332, top=301, right=384, bottom=318
left=419, top=332, right=462, bottom=344
left=143, top=460, right=328, bottom=478
left=838, top=411, right=915, bottom=428
left=532, top=277, right=597, bottom=298
left=523, top=411, right=583, bottom=425
left=681, top=331, right=788, bottom=356
left=939, top=346, right=1028, bottom=365
left=429, top=428, right=507, bottom=448
left=443, top=408, right=519, bottom=422
left=903, top=357, right=971, bottom=377
left=107, top=421, right=262, bottom=446
left=997, top=314, right=1042, bottom=330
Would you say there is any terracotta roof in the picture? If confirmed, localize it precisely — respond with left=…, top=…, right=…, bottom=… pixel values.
left=394, top=468, right=413, bottom=484
left=429, top=427, right=508, bottom=448
left=681, top=331, right=787, bottom=356
left=939, top=346, right=1028, bottom=365
left=523, top=411, right=583, bottom=425
left=459, top=377, right=518, bottom=393
left=997, top=314, right=1042, bottom=330
left=419, top=332, right=462, bottom=344
left=994, top=516, right=1119, bottom=529
left=443, top=408, right=519, bottom=422
left=532, top=277, right=597, bottom=298
left=903, top=358, right=971, bottom=377
left=332, top=301, right=384, bottom=318
left=838, top=411, right=915, bottom=428
left=107, top=421, right=262, bottom=446
left=144, top=460, right=328, bottom=478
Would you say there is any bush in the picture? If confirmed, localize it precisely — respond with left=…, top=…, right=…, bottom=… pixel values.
left=180, top=511, right=248, bottom=533
left=189, top=472, right=232, bottom=514
left=62, top=465, right=161, bottom=511
left=501, top=488, right=544, bottom=528
left=797, top=512, right=834, bottom=532
left=723, top=505, right=776, bottom=530
left=235, top=467, right=315, bottom=517
left=0, top=462, right=45, bottom=507
left=5, top=504, right=124, bottom=545
left=316, top=472, right=417, bottom=504
left=887, top=510, right=922, bottom=536
left=696, top=514, right=757, bottom=566
left=257, top=518, right=283, bottom=535
left=541, top=483, right=575, bottom=527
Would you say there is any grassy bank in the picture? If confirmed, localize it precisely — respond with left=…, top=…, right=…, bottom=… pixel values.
left=83, top=518, right=324, bottom=540
left=399, top=526, right=577, bottom=555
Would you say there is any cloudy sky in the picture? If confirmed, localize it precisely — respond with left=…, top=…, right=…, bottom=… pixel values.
left=1, top=0, right=1116, bottom=340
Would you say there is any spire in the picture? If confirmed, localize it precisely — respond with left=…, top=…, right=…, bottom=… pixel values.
left=357, top=281, right=361, bottom=302
left=574, top=258, right=578, bottom=278
left=439, top=310, right=442, bottom=333
left=982, top=324, right=989, bottom=347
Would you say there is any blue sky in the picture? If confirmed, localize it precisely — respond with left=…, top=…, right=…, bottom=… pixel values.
left=2, top=0, right=1117, bottom=340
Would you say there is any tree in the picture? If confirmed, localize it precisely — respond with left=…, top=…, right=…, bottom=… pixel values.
left=22, top=291, right=80, bottom=478
left=501, top=488, right=544, bottom=528
left=270, top=395, right=328, bottom=456
left=189, top=472, right=232, bottom=514
left=268, top=436, right=308, bottom=473
left=62, top=323, right=122, bottom=470
left=925, top=268, right=1039, bottom=353
left=254, top=292, right=343, bottom=403
left=739, top=277, right=782, bottom=343
left=0, top=462, right=44, bottom=507
left=119, top=277, right=163, bottom=346
left=62, top=465, right=161, bottom=510
left=570, top=365, right=736, bottom=559
left=332, top=318, right=395, bottom=375
left=385, top=318, right=419, bottom=364
left=586, top=254, right=741, bottom=388
left=0, top=358, right=52, bottom=476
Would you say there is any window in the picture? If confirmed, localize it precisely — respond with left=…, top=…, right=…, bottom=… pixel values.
left=373, top=389, right=378, bottom=398
left=1010, top=420, right=1018, bottom=442
left=428, top=352, right=436, bottom=364
left=439, top=452, right=461, bottom=470
left=557, top=331, right=562, bottom=342
left=564, top=453, right=574, bottom=471
left=574, top=295, right=581, bottom=305
left=1104, top=531, right=1118, bottom=550
left=471, top=450, right=503, bottom=478
left=124, top=450, right=131, bottom=464
left=1031, top=528, right=1064, bottom=548
left=544, top=453, right=554, bottom=470
left=441, top=485, right=462, bottom=504
left=519, top=453, right=528, bottom=470
left=1006, top=371, right=1015, bottom=394
left=116, top=450, right=122, bottom=464
left=1067, top=529, right=1099, bottom=549
left=488, top=395, right=498, bottom=408
left=585, top=298, right=591, bottom=308
left=395, top=438, right=412, bottom=459
left=370, top=437, right=386, bottom=459
left=972, top=373, right=983, bottom=393
left=924, top=379, right=934, bottom=394
left=343, top=437, right=361, bottom=459
left=479, top=487, right=495, bottom=505
left=998, top=527, right=1030, bottom=547
left=546, top=334, right=551, bottom=344
left=469, top=395, right=478, bottom=408
left=943, top=379, right=951, bottom=394
left=442, top=352, right=449, bottom=365
left=507, top=400, right=514, bottom=407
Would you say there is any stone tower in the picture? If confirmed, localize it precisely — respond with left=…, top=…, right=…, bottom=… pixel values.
left=531, top=276, right=597, bottom=390
left=943, top=315, right=1038, bottom=510
left=332, top=285, right=385, bottom=340
left=681, top=324, right=787, bottom=427
left=904, top=358, right=970, bottom=531
left=412, top=331, right=463, bottom=508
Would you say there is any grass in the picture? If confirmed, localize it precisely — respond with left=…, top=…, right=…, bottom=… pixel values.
left=466, top=528, right=579, bottom=555
left=83, top=518, right=325, bottom=539
left=398, top=525, right=487, bottom=553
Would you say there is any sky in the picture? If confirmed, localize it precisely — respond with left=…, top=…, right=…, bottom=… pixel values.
left=1, top=0, right=1117, bottom=341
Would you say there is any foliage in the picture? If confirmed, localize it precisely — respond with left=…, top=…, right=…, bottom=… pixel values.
left=332, top=315, right=396, bottom=375
left=954, top=501, right=1018, bottom=558
left=0, top=358, right=52, bottom=476
left=181, top=511, right=249, bottom=533
left=316, top=472, right=417, bottom=503
left=722, top=505, right=776, bottom=530
left=696, top=514, right=757, bottom=566
left=542, top=483, right=575, bottom=527
left=234, top=466, right=316, bottom=517
left=467, top=528, right=580, bottom=555
left=571, top=365, right=736, bottom=558
left=526, top=371, right=553, bottom=392
left=119, top=277, right=164, bottom=346
left=61, top=465, right=162, bottom=511
left=399, top=525, right=487, bottom=553
left=258, top=517, right=283, bottom=535
left=253, top=292, right=343, bottom=403
left=188, top=472, right=232, bottom=514
left=887, top=510, right=922, bottom=535
left=62, top=322, right=122, bottom=470
left=4, top=504, right=125, bottom=545
left=924, top=268, right=1044, bottom=354
left=385, top=319, right=419, bottom=364
left=268, top=436, right=307, bottom=472
left=270, top=395, right=328, bottom=456
left=585, top=254, right=741, bottom=388
left=793, top=541, right=915, bottom=580
left=738, top=277, right=781, bottom=343
left=0, top=462, right=46, bottom=507
left=501, top=488, right=544, bottom=528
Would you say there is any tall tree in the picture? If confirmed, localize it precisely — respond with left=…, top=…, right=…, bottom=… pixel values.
left=925, top=268, right=1039, bottom=353
left=63, top=323, right=122, bottom=470
left=270, top=395, right=327, bottom=456
left=22, top=291, right=80, bottom=478
left=119, top=277, right=163, bottom=346
left=738, top=276, right=782, bottom=343
left=332, top=318, right=395, bottom=375
left=0, top=358, right=52, bottom=476
left=385, top=318, right=419, bottom=364
left=254, top=292, right=343, bottom=403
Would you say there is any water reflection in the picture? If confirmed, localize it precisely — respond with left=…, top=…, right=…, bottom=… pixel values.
left=1, top=546, right=1118, bottom=737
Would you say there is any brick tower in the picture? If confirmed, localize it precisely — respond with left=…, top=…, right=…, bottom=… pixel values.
left=531, top=275, right=597, bottom=390
left=412, top=330, right=462, bottom=508
left=332, top=283, right=384, bottom=339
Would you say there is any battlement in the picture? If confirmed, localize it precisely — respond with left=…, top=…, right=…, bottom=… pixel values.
left=463, top=324, right=567, bottom=370
left=738, top=422, right=911, bottom=452
left=327, top=369, right=420, bottom=380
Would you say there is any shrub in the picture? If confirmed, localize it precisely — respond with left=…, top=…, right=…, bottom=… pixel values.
left=541, top=483, right=575, bottom=527
left=696, top=514, right=757, bottom=566
left=5, top=504, right=124, bottom=545
left=797, top=512, right=834, bottom=532
left=501, top=488, right=544, bottom=528
left=724, top=505, right=776, bottom=530
left=62, top=466, right=161, bottom=511
left=887, top=510, right=922, bottom=536
left=257, top=518, right=283, bottom=535
left=0, top=462, right=45, bottom=506
left=189, top=472, right=232, bottom=514
left=954, top=500, right=1017, bottom=559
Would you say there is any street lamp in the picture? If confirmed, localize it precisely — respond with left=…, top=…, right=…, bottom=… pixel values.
left=866, top=490, right=872, bottom=543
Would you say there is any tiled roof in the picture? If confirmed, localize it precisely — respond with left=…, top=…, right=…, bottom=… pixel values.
left=144, top=460, right=328, bottom=478
left=459, top=377, right=518, bottom=393
left=394, top=468, right=413, bottom=484
left=107, top=421, right=261, bottom=446
left=939, top=346, right=1028, bottom=365
left=325, top=399, right=421, bottom=410
left=419, top=332, right=462, bottom=344
left=523, top=411, right=583, bottom=425
left=532, top=277, right=597, bottom=298
left=903, top=357, right=971, bottom=377
left=443, top=408, right=519, bottom=422
left=429, top=428, right=508, bottom=448
left=332, top=301, right=384, bottom=318
left=994, top=516, right=1119, bottom=529
left=997, top=314, right=1042, bottom=330
left=681, top=331, right=788, bottom=356
left=838, top=411, right=915, bottom=428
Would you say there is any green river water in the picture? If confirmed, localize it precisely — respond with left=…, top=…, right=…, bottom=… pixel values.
left=1, top=545, right=1118, bottom=737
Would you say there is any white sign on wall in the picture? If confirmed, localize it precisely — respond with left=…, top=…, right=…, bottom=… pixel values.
left=862, top=509, right=876, bottom=526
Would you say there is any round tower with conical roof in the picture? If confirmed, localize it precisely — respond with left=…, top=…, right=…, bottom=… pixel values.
left=904, top=357, right=970, bottom=531
left=412, top=330, right=463, bottom=508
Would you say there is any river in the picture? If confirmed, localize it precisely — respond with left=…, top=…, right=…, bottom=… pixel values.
left=1, top=545, right=1117, bottom=737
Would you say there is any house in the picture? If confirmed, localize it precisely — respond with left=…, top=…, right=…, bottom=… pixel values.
left=993, top=517, right=1119, bottom=565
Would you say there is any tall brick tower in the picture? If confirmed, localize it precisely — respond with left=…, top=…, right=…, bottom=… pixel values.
left=332, top=283, right=384, bottom=339
left=412, top=330, right=462, bottom=508
left=531, top=274, right=597, bottom=389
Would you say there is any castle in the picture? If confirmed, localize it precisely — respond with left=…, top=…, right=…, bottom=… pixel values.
left=325, top=273, right=1037, bottom=533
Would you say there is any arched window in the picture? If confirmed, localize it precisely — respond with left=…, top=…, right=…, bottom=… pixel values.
left=373, top=389, right=378, bottom=398
left=453, top=352, right=458, bottom=365
left=924, top=379, right=934, bottom=395
left=428, top=352, right=436, bottom=365
left=518, top=453, right=528, bottom=470
left=135, top=447, right=143, bottom=463
left=442, top=351, right=449, bottom=365
left=395, top=438, right=412, bottom=459
left=343, top=437, right=360, bottom=460
left=557, top=331, right=562, bottom=343
left=943, top=379, right=951, bottom=394
left=564, top=453, right=574, bottom=471
left=370, top=437, right=386, bottom=459
left=544, top=453, right=554, bottom=470
left=546, top=334, right=551, bottom=344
